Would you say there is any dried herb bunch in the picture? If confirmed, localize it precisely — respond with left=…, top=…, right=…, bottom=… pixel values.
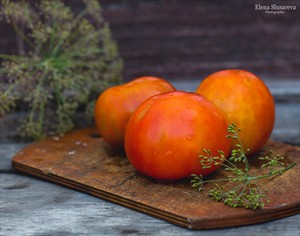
left=191, top=123, right=296, bottom=210
left=0, top=0, right=123, bottom=139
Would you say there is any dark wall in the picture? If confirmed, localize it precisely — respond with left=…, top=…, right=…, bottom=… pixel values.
left=1, top=0, right=299, bottom=81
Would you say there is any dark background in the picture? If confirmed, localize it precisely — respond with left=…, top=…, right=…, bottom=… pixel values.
left=1, top=0, right=299, bottom=81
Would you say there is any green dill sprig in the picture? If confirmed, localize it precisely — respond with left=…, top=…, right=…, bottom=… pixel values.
left=191, top=123, right=296, bottom=210
left=0, top=0, right=123, bottom=139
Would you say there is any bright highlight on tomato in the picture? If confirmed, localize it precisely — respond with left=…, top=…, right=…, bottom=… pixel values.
left=196, top=69, right=275, bottom=155
left=124, top=91, right=231, bottom=180
left=94, top=76, right=175, bottom=149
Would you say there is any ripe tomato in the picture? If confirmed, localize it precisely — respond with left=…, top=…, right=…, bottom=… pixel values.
left=94, top=76, right=175, bottom=149
left=196, top=69, right=275, bottom=155
left=124, top=91, right=231, bottom=180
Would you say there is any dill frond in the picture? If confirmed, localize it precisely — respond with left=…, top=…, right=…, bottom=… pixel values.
left=0, top=0, right=123, bottom=139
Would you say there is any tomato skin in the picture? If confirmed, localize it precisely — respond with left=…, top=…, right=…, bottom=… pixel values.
left=124, top=91, right=230, bottom=180
left=94, top=76, right=175, bottom=149
left=196, top=69, right=275, bottom=155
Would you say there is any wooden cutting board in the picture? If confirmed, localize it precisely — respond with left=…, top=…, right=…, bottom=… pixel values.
left=12, top=128, right=300, bottom=229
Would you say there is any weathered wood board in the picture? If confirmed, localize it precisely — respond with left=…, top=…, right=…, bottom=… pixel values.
left=12, top=128, right=300, bottom=229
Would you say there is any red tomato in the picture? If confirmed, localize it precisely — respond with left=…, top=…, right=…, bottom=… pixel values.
left=94, top=76, right=175, bottom=149
left=196, top=69, right=275, bottom=155
left=124, top=91, right=231, bottom=180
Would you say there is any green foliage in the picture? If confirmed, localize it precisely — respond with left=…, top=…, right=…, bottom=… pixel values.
left=191, top=123, right=296, bottom=210
left=0, top=0, right=123, bottom=139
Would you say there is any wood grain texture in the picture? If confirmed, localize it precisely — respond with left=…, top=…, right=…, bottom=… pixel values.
left=1, top=0, right=299, bottom=81
left=11, top=128, right=300, bottom=229
left=2, top=173, right=299, bottom=236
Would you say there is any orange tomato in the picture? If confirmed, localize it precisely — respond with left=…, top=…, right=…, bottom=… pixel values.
left=124, top=91, right=231, bottom=180
left=196, top=69, right=275, bottom=155
left=94, top=76, right=175, bottom=149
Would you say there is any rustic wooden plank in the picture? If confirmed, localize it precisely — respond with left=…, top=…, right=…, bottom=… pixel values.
left=10, top=128, right=300, bottom=229
left=1, top=1, right=299, bottom=80
left=1, top=0, right=299, bottom=233
left=99, top=0, right=300, bottom=80
left=1, top=174, right=299, bottom=236
left=0, top=143, right=26, bottom=171
left=171, top=79, right=300, bottom=96
left=0, top=173, right=166, bottom=236
left=1, top=141, right=299, bottom=234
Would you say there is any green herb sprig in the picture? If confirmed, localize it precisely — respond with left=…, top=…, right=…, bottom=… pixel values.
left=191, top=123, right=296, bottom=210
left=0, top=0, right=123, bottom=139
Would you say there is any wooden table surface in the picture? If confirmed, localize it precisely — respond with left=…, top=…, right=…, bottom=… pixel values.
left=1, top=80, right=299, bottom=235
